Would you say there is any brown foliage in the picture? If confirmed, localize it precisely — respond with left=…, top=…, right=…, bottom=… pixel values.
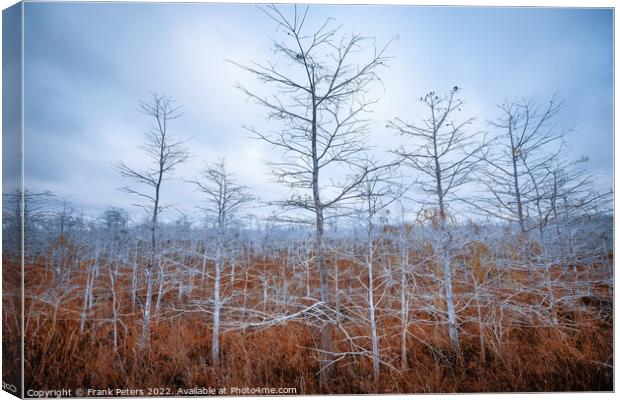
left=4, top=240, right=614, bottom=394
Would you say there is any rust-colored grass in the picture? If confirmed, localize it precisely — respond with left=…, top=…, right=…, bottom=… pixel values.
left=2, top=243, right=613, bottom=395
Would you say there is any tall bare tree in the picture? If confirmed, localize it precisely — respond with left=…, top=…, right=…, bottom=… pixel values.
left=115, top=93, right=189, bottom=348
left=389, top=87, right=483, bottom=353
left=232, top=4, right=394, bottom=380
left=356, top=165, right=400, bottom=385
left=389, top=87, right=482, bottom=217
left=543, top=155, right=606, bottom=255
left=476, top=95, right=566, bottom=235
left=191, top=159, right=253, bottom=366
left=468, top=95, right=568, bottom=321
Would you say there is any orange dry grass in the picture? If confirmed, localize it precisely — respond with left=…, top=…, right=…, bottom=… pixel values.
left=3, top=247, right=614, bottom=394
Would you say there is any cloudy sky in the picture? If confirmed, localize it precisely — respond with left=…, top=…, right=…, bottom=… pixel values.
left=17, top=2, right=613, bottom=221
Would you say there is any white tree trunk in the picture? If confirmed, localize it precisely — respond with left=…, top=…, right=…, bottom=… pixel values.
left=400, top=243, right=409, bottom=370
left=80, top=263, right=95, bottom=334
left=544, top=264, right=558, bottom=325
left=367, top=227, right=380, bottom=385
left=140, top=266, right=154, bottom=348
left=131, top=247, right=138, bottom=313
left=473, top=279, right=485, bottom=363
left=212, top=233, right=223, bottom=366
left=109, top=269, right=119, bottom=353
left=155, top=260, right=165, bottom=315
left=442, top=252, right=459, bottom=353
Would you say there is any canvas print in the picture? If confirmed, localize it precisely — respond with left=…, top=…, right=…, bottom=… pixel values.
left=2, top=1, right=614, bottom=397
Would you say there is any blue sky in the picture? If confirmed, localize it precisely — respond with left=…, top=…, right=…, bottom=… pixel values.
left=18, top=2, right=613, bottom=220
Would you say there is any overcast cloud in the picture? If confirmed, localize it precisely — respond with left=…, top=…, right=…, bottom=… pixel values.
left=19, top=3, right=613, bottom=222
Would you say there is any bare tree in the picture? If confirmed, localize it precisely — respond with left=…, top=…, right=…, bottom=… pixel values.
left=524, top=150, right=612, bottom=320
left=191, top=159, right=253, bottom=366
left=389, top=87, right=483, bottom=353
left=50, top=196, right=80, bottom=284
left=115, top=92, right=189, bottom=348
left=467, top=96, right=568, bottom=320
left=3, top=189, right=54, bottom=261
left=476, top=95, right=566, bottom=235
left=108, top=266, right=120, bottom=353
left=389, top=87, right=483, bottom=217
left=544, top=156, right=605, bottom=254
left=79, top=245, right=100, bottom=335
left=395, top=201, right=414, bottom=370
left=232, top=4, right=394, bottom=381
left=355, top=165, right=400, bottom=386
